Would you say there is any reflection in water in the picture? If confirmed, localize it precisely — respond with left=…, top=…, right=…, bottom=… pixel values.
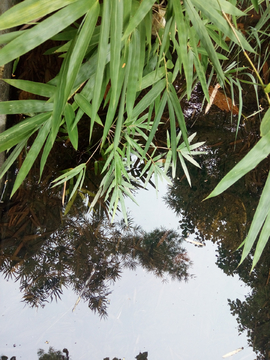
left=164, top=112, right=270, bottom=359
left=36, top=347, right=148, bottom=360
left=0, top=194, right=191, bottom=317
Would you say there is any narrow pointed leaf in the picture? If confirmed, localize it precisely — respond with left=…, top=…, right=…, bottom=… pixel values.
left=0, top=112, right=51, bottom=153
left=0, top=0, right=92, bottom=66
left=239, top=171, right=270, bottom=265
left=110, top=0, right=123, bottom=107
left=143, top=91, right=167, bottom=157
left=123, top=0, right=156, bottom=40
left=91, top=0, right=110, bottom=138
left=64, top=104, right=78, bottom=150
left=11, top=118, right=51, bottom=197
left=3, top=79, right=56, bottom=98
left=0, top=0, right=77, bottom=31
left=0, top=100, right=53, bottom=115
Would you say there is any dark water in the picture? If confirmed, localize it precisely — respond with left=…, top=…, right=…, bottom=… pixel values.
left=1, top=91, right=269, bottom=360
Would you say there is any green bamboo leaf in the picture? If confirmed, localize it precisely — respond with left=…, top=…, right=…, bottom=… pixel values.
left=126, top=30, right=140, bottom=118
left=73, top=75, right=95, bottom=128
left=132, top=79, right=166, bottom=119
left=189, top=27, right=210, bottom=102
left=206, top=130, right=270, bottom=199
left=65, top=1, right=99, bottom=100
left=0, top=140, right=27, bottom=180
left=138, top=21, right=146, bottom=89
left=167, top=84, right=189, bottom=150
left=125, top=135, right=144, bottom=157
left=139, top=67, right=166, bottom=91
left=3, top=79, right=56, bottom=98
left=260, top=108, right=270, bottom=136
left=191, top=0, right=254, bottom=53
left=251, top=210, right=270, bottom=271
left=42, top=1, right=98, bottom=176
left=114, top=42, right=133, bottom=151
left=64, top=104, right=78, bottom=150
left=143, top=91, right=167, bottom=157
left=0, top=100, right=53, bottom=115
left=102, top=56, right=126, bottom=147
left=0, top=0, right=92, bottom=66
left=52, top=163, right=86, bottom=186
left=212, top=0, right=246, bottom=16
left=172, top=0, right=193, bottom=99
left=110, top=0, right=123, bottom=107
left=178, top=152, right=191, bottom=186
left=123, top=0, right=156, bottom=40
left=168, top=97, right=177, bottom=178
left=158, top=17, right=173, bottom=67
left=74, top=93, right=103, bottom=126
left=239, top=171, right=270, bottom=266
left=10, top=118, right=51, bottom=197
left=0, top=0, right=77, bottom=31
left=0, top=31, right=23, bottom=45
left=91, top=0, right=110, bottom=138
left=68, top=166, right=86, bottom=201
left=184, top=0, right=224, bottom=84
left=0, top=112, right=51, bottom=153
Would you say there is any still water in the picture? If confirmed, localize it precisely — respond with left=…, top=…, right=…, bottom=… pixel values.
left=1, top=97, right=267, bottom=359
left=0, top=180, right=256, bottom=360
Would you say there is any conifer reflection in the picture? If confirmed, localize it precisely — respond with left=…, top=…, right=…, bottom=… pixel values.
left=0, top=212, right=191, bottom=317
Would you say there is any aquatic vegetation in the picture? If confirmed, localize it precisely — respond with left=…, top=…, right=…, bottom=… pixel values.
left=0, top=0, right=269, bottom=268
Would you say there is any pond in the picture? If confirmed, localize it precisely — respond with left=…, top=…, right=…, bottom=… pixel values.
left=1, top=97, right=269, bottom=360
left=0, top=182, right=255, bottom=360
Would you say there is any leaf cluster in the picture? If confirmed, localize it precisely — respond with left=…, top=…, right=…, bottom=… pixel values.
left=0, top=0, right=269, bottom=268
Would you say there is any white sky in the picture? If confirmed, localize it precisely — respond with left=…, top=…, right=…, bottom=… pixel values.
left=0, top=182, right=256, bottom=360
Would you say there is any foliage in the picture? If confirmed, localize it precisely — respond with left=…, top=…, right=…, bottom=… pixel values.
left=0, top=0, right=270, bottom=268
left=37, top=347, right=68, bottom=360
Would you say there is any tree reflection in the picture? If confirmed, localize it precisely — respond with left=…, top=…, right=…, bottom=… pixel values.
left=0, top=207, right=191, bottom=317
left=164, top=114, right=270, bottom=359
left=36, top=347, right=148, bottom=360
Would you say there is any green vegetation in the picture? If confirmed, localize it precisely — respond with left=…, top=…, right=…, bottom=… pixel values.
left=0, top=0, right=270, bottom=269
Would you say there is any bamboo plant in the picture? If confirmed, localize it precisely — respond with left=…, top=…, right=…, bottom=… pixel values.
left=0, top=0, right=269, bottom=269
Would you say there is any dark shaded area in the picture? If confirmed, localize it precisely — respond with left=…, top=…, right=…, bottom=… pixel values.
left=165, top=86, right=270, bottom=359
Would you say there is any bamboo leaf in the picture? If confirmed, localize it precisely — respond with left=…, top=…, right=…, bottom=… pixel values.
left=132, top=79, right=166, bottom=119
left=168, top=84, right=189, bottom=150
left=0, top=112, right=51, bottom=153
left=143, top=91, right=167, bottom=157
left=251, top=210, right=270, bottom=271
left=0, top=100, right=53, bottom=115
left=172, top=0, right=193, bottom=99
left=11, top=118, right=52, bottom=197
left=206, top=131, right=270, bottom=199
left=91, top=0, right=110, bottom=139
left=0, top=140, right=27, bottom=180
left=110, top=0, right=124, bottom=107
left=0, top=0, right=77, bottom=31
left=239, top=171, right=270, bottom=266
left=123, top=0, right=156, bottom=40
left=64, top=104, right=78, bottom=150
left=167, top=97, right=177, bottom=178
left=126, top=30, right=140, bottom=118
left=0, top=0, right=92, bottom=66
left=52, top=163, right=86, bottom=186
left=184, top=0, right=224, bottom=84
left=3, top=79, right=56, bottom=98
left=74, top=93, right=103, bottom=126
left=191, top=0, right=254, bottom=53
left=260, top=108, right=270, bottom=137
